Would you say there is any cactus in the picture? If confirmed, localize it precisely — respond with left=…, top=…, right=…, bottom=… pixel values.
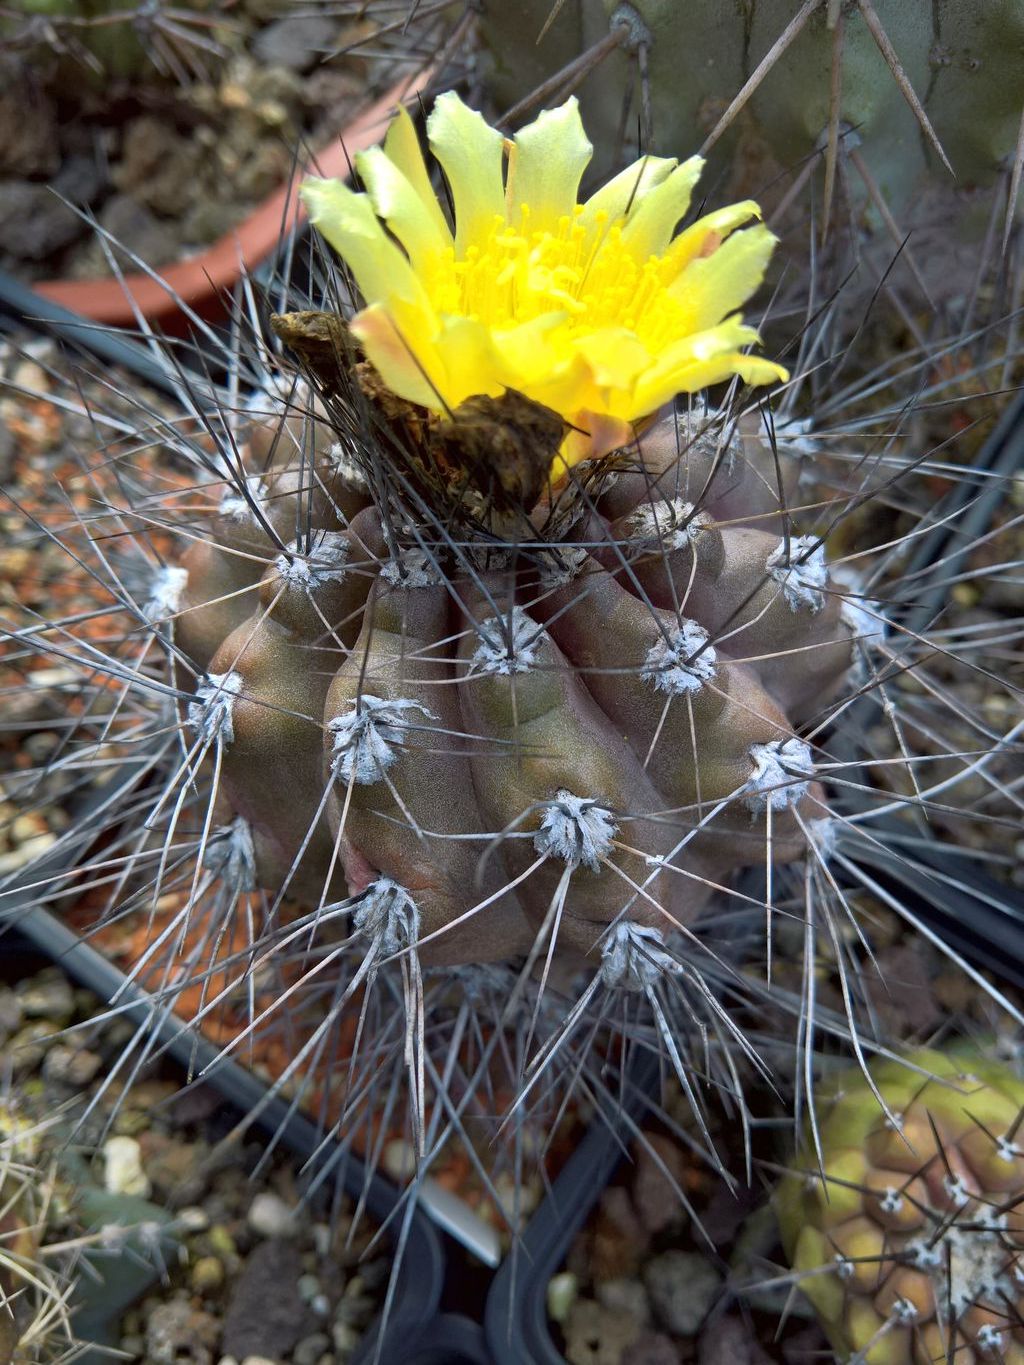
left=1, top=0, right=231, bottom=83
left=776, top=1049, right=1024, bottom=1364
left=1, top=78, right=1021, bottom=1269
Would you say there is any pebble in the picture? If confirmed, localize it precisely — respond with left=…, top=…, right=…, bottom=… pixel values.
left=564, top=1298, right=643, bottom=1365
left=596, top=1276, right=650, bottom=1325
left=293, top=1333, right=331, bottom=1365
left=252, top=14, right=339, bottom=71
left=298, top=1272, right=322, bottom=1302
left=622, top=1333, right=681, bottom=1365
left=331, top=1321, right=360, bottom=1354
left=0, top=988, right=22, bottom=1040
left=103, top=1135, right=151, bottom=1198
left=0, top=181, right=86, bottom=259
left=42, top=1044, right=102, bottom=1086
left=191, top=1256, right=225, bottom=1293
left=247, top=1191, right=297, bottom=1238
left=643, top=1250, right=722, bottom=1336
left=698, top=1314, right=774, bottom=1365
left=547, top=1270, right=578, bottom=1324
left=632, top=1133, right=689, bottom=1235
left=177, top=1206, right=211, bottom=1234
left=18, top=971, right=74, bottom=1021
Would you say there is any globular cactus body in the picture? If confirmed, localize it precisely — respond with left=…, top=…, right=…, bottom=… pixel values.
left=174, top=399, right=850, bottom=978
left=777, top=1051, right=1024, bottom=1364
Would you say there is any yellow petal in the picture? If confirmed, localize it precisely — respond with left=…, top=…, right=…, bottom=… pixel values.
left=578, top=155, right=678, bottom=237
left=618, top=156, right=705, bottom=262
left=300, top=178, right=434, bottom=315
left=350, top=302, right=447, bottom=409
left=490, top=312, right=567, bottom=387
left=632, top=319, right=788, bottom=412
left=669, top=222, right=779, bottom=330
left=660, top=200, right=762, bottom=279
left=427, top=92, right=506, bottom=255
left=432, top=316, right=510, bottom=406
left=557, top=410, right=636, bottom=470
left=505, top=97, right=593, bottom=235
left=571, top=327, right=651, bottom=391
left=355, top=145, right=450, bottom=272
left=382, top=104, right=452, bottom=244
left=522, top=349, right=603, bottom=422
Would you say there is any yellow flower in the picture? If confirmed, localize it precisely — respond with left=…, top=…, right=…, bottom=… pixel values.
left=301, top=92, right=788, bottom=471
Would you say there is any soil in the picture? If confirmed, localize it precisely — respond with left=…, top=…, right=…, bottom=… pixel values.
left=0, top=2, right=375, bottom=283
left=0, top=957, right=390, bottom=1364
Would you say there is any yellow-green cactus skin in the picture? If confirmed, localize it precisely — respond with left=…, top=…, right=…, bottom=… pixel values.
left=777, top=1050, right=1024, bottom=1364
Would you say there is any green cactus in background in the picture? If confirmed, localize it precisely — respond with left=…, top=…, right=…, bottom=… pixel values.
left=478, top=1, right=1024, bottom=259
left=777, top=1050, right=1024, bottom=1364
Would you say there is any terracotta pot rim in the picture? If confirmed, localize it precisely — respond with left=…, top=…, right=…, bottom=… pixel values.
left=32, top=68, right=433, bottom=328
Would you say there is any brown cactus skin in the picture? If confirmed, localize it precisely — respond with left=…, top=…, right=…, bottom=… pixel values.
left=176, top=399, right=855, bottom=968
left=324, top=575, right=535, bottom=967
left=777, top=1049, right=1024, bottom=1365
left=203, top=510, right=376, bottom=901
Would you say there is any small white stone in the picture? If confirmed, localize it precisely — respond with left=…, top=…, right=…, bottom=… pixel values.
left=176, top=1206, right=210, bottom=1233
left=247, top=1192, right=297, bottom=1239
left=103, top=1136, right=150, bottom=1198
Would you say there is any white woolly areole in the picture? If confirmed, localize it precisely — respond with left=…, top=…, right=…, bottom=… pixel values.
left=775, top=415, right=818, bottom=459
left=807, top=816, right=837, bottom=861
left=354, top=878, right=419, bottom=956
left=380, top=548, right=443, bottom=588
left=905, top=1210, right=1016, bottom=1319
left=218, top=474, right=264, bottom=523
left=327, top=440, right=370, bottom=492
left=145, top=566, right=188, bottom=621
left=600, top=922, right=680, bottom=991
left=745, top=737, right=814, bottom=813
left=204, top=816, right=257, bottom=891
left=624, top=498, right=708, bottom=550
left=188, top=671, right=243, bottom=746
left=470, top=608, right=542, bottom=676
left=533, top=790, right=617, bottom=871
left=274, top=532, right=349, bottom=588
left=642, top=619, right=716, bottom=695
left=538, top=545, right=590, bottom=588
left=328, top=695, right=435, bottom=785
left=766, top=536, right=828, bottom=612
left=830, top=563, right=887, bottom=646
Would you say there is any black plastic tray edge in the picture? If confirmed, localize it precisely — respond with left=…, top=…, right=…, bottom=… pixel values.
left=484, top=1053, right=662, bottom=1365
